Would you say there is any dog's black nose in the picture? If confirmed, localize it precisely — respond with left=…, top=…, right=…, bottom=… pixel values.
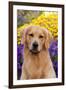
left=33, top=42, right=38, bottom=49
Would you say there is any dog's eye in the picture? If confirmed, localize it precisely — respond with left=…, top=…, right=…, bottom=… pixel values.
left=39, top=35, right=43, bottom=38
left=29, top=34, right=34, bottom=37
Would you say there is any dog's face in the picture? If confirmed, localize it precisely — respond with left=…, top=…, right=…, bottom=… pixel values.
left=21, top=25, right=52, bottom=54
left=26, top=26, right=46, bottom=54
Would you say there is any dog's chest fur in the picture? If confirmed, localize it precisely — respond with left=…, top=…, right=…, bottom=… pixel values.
left=23, top=49, right=51, bottom=79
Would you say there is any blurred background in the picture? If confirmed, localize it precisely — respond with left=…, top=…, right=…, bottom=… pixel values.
left=17, top=10, right=58, bottom=80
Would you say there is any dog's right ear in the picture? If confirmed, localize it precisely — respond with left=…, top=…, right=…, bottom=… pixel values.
left=20, top=25, right=32, bottom=45
left=20, top=29, right=25, bottom=45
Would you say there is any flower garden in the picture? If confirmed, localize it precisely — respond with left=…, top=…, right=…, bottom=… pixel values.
left=17, top=11, right=58, bottom=79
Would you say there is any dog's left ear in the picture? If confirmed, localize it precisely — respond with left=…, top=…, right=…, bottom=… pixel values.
left=44, top=29, right=53, bottom=49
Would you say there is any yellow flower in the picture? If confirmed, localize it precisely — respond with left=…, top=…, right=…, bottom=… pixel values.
left=18, top=41, right=21, bottom=45
left=17, top=12, right=58, bottom=44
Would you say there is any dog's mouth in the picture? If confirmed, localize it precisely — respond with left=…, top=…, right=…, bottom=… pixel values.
left=30, top=49, right=40, bottom=54
left=30, top=42, right=40, bottom=54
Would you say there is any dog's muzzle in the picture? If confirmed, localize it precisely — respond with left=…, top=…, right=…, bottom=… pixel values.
left=30, top=42, right=39, bottom=54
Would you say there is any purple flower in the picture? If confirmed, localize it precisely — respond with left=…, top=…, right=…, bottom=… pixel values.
left=17, top=63, right=22, bottom=69
left=49, top=40, right=58, bottom=77
left=49, top=40, right=58, bottom=57
left=17, top=44, right=24, bottom=79
left=17, top=44, right=24, bottom=62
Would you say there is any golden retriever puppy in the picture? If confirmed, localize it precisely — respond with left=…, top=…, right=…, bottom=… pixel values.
left=20, top=25, right=56, bottom=79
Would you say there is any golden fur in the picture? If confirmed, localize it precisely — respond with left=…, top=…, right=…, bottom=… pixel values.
left=20, top=25, right=56, bottom=79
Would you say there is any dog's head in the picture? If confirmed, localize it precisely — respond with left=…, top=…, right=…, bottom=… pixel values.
left=21, top=25, right=52, bottom=54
